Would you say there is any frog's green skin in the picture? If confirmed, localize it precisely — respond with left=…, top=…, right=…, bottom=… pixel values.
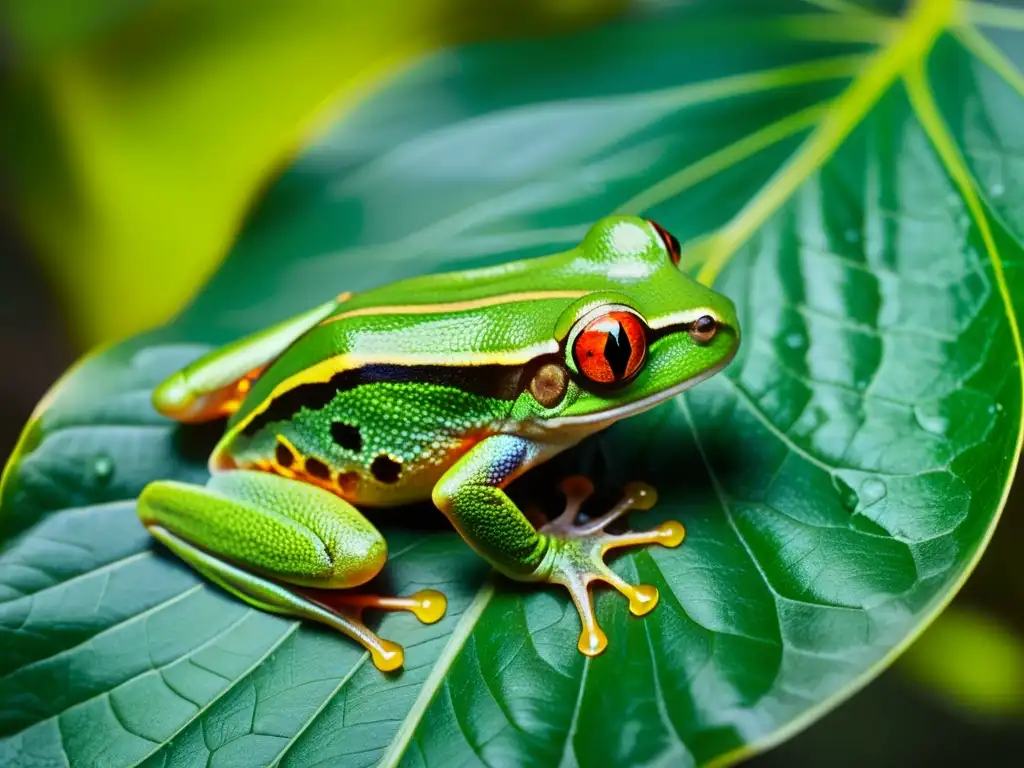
left=138, top=215, right=740, bottom=671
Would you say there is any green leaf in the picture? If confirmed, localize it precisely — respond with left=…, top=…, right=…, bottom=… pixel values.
left=2, top=1, right=1022, bottom=765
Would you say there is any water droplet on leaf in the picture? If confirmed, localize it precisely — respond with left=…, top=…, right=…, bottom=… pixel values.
left=844, top=228, right=859, bottom=243
left=784, top=332, right=804, bottom=349
left=914, top=404, right=949, bottom=435
left=93, top=454, right=114, bottom=483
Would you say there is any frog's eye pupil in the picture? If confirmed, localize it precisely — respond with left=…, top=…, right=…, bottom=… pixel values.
left=646, top=219, right=681, bottom=266
left=572, top=310, right=647, bottom=386
left=690, top=315, right=717, bottom=344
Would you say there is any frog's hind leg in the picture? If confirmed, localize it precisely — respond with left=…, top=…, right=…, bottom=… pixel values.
left=539, top=476, right=685, bottom=656
left=154, top=299, right=340, bottom=423
left=147, top=525, right=412, bottom=670
left=138, top=470, right=446, bottom=671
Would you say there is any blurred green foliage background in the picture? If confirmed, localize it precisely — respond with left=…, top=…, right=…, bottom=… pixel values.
left=1, top=0, right=1023, bottom=763
left=1, top=0, right=623, bottom=347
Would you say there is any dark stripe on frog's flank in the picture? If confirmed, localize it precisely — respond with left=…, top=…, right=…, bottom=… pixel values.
left=239, top=361, right=544, bottom=437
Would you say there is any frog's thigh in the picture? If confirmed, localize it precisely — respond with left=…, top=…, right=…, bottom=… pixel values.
left=139, top=470, right=386, bottom=589
left=139, top=471, right=444, bottom=672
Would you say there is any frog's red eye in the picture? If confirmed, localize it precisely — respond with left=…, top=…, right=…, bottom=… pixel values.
left=647, top=219, right=681, bottom=266
left=572, top=309, right=648, bottom=386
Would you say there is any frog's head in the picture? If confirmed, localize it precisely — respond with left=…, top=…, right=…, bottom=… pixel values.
left=517, top=215, right=740, bottom=437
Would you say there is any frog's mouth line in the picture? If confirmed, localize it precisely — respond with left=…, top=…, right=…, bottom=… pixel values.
left=527, top=337, right=739, bottom=436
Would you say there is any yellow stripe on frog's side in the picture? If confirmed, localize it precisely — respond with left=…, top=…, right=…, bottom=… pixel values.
left=318, top=290, right=587, bottom=325
left=648, top=306, right=726, bottom=330
left=231, top=341, right=560, bottom=437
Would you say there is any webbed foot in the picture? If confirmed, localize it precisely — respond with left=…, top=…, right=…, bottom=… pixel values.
left=537, top=477, right=684, bottom=656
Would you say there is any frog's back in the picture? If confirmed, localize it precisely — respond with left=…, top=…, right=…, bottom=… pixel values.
left=229, top=251, right=577, bottom=423
left=213, top=255, right=590, bottom=506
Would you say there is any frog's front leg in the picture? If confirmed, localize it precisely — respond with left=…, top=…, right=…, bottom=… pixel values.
left=432, top=434, right=684, bottom=656
left=138, top=470, right=445, bottom=671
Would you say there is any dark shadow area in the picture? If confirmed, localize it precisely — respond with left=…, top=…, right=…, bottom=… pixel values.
left=0, top=210, right=74, bottom=466
left=170, top=417, right=233, bottom=467
left=509, top=418, right=746, bottom=528
left=750, top=665, right=1024, bottom=768
left=372, top=499, right=453, bottom=533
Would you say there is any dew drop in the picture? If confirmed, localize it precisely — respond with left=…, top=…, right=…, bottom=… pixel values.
left=991, top=182, right=1005, bottom=198
left=784, top=332, right=804, bottom=349
left=844, top=228, right=860, bottom=243
left=92, top=454, right=115, bottom=484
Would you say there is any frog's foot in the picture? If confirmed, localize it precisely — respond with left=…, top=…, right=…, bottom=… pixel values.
left=298, top=589, right=447, bottom=671
left=147, top=524, right=420, bottom=672
left=538, top=476, right=685, bottom=657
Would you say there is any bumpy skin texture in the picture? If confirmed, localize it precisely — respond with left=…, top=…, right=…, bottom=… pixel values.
left=432, top=434, right=550, bottom=577
left=230, top=382, right=511, bottom=507
left=141, top=215, right=741, bottom=666
left=139, top=471, right=386, bottom=588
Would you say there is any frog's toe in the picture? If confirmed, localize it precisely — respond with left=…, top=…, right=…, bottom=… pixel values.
left=538, top=480, right=685, bottom=657
left=600, top=520, right=686, bottom=554
left=306, top=589, right=448, bottom=625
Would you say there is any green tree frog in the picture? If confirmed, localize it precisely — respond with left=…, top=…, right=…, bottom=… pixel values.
left=139, top=215, right=740, bottom=671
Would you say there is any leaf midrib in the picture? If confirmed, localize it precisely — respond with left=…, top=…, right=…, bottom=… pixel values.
left=377, top=580, right=496, bottom=768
